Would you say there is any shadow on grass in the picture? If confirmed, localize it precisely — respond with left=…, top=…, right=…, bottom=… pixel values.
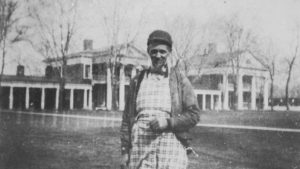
left=190, top=127, right=300, bottom=169
left=0, top=117, right=121, bottom=169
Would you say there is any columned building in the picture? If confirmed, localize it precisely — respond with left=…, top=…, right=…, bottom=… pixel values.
left=0, top=41, right=269, bottom=112
left=44, top=41, right=149, bottom=111
left=0, top=68, right=92, bottom=111
left=188, top=44, right=269, bottom=110
left=0, top=41, right=148, bottom=111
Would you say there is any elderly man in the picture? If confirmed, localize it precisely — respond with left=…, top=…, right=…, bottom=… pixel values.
left=120, top=30, right=200, bottom=169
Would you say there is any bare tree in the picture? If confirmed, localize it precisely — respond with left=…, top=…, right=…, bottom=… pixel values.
left=0, top=0, right=28, bottom=106
left=259, top=39, right=278, bottom=111
left=284, top=28, right=299, bottom=111
left=27, top=0, right=78, bottom=111
left=165, top=16, right=208, bottom=75
left=95, top=0, right=147, bottom=110
left=222, top=15, right=258, bottom=110
left=266, top=50, right=276, bottom=111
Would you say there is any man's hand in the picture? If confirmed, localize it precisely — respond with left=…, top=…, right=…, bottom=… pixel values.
left=149, top=118, right=169, bottom=131
left=120, top=153, right=129, bottom=169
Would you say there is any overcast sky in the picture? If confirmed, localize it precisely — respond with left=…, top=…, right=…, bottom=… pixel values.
left=4, top=0, right=300, bottom=87
left=76, top=0, right=300, bottom=51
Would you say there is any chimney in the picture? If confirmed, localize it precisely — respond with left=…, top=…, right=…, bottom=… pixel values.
left=45, top=65, right=53, bottom=78
left=16, top=65, right=25, bottom=76
left=208, top=43, right=217, bottom=55
left=83, top=39, right=93, bottom=50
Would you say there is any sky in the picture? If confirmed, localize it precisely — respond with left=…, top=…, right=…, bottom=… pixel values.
left=75, top=0, right=300, bottom=51
left=3, top=0, right=300, bottom=87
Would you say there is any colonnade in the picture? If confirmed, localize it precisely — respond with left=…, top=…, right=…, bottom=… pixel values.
left=3, top=83, right=92, bottom=110
left=221, top=72, right=269, bottom=110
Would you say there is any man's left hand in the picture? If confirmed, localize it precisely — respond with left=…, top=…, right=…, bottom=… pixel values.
left=149, top=118, right=168, bottom=131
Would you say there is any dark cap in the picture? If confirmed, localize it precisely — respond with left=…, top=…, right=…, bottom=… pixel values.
left=147, top=30, right=172, bottom=48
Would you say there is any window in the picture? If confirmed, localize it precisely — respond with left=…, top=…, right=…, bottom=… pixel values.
left=125, top=65, right=133, bottom=77
left=85, top=65, right=91, bottom=78
left=56, top=66, right=62, bottom=77
left=99, top=63, right=107, bottom=74
left=93, top=63, right=107, bottom=75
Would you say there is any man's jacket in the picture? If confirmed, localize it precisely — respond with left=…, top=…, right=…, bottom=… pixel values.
left=120, top=65, right=200, bottom=155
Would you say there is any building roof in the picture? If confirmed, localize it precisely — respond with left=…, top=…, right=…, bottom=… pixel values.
left=188, top=50, right=268, bottom=71
left=44, top=43, right=149, bottom=63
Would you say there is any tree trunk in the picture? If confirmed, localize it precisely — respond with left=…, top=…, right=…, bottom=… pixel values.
left=111, top=67, right=117, bottom=110
left=233, top=67, right=239, bottom=110
left=58, top=77, right=66, bottom=112
left=0, top=45, right=6, bottom=109
left=270, top=78, right=274, bottom=111
left=58, top=58, right=67, bottom=112
left=0, top=73, right=3, bottom=108
left=285, top=56, right=296, bottom=111
left=285, top=71, right=291, bottom=111
left=233, top=82, right=238, bottom=110
left=270, top=62, right=275, bottom=112
left=110, top=58, right=118, bottom=110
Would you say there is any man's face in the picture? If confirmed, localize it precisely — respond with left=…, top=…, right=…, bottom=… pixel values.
left=148, top=44, right=170, bottom=69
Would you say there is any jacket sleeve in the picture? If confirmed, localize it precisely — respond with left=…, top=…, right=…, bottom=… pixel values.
left=120, top=80, right=134, bottom=155
left=169, top=71, right=200, bottom=132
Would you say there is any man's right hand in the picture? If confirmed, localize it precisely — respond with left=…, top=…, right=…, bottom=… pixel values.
left=120, top=153, right=129, bottom=169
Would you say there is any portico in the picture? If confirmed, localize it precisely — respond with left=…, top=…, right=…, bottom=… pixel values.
left=188, top=48, right=270, bottom=111
left=194, top=68, right=269, bottom=110
left=1, top=80, right=92, bottom=111
left=194, top=89, right=222, bottom=110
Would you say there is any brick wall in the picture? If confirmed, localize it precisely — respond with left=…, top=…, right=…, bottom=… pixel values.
left=65, top=64, right=84, bottom=81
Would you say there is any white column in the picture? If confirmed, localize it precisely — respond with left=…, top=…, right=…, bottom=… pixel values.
left=263, top=77, right=269, bottom=110
left=83, top=89, right=87, bottom=109
left=9, top=86, right=13, bottom=109
left=131, top=67, right=136, bottom=78
left=106, top=66, right=112, bottom=110
left=41, top=88, right=45, bottom=110
left=210, top=95, right=214, bottom=110
left=55, top=88, right=59, bottom=110
left=25, top=87, right=29, bottom=109
left=202, top=94, right=206, bottom=110
left=237, top=74, right=243, bottom=110
left=218, top=93, right=222, bottom=110
left=70, top=89, right=74, bottom=110
left=251, top=76, right=256, bottom=110
left=119, top=65, right=125, bottom=111
left=88, top=88, right=92, bottom=110
left=223, top=73, right=229, bottom=110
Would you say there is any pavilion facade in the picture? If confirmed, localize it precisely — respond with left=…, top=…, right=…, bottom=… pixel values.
left=188, top=44, right=269, bottom=110
left=0, top=42, right=269, bottom=111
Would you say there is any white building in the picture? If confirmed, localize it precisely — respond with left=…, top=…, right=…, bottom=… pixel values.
left=0, top=41, right=148, bottom=111
left=188, top=44, right=269, bottom=110
left=0, top=42, right=269, bottom=111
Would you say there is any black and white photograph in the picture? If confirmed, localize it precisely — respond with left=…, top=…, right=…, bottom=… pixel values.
left=0, top=0, right=300, bottom=168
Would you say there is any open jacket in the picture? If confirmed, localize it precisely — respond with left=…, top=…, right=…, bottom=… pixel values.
left=120, top=65, right=200, bottom=155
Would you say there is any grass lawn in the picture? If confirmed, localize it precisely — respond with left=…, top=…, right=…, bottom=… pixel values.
left=0, top=121, right=121, bottom=169
left=1, top=111, right=300, bottom=169
left=189, top=127, right=300, bottom=169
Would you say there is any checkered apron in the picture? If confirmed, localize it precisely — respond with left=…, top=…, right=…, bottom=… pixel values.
left=129, top=74, right=188, bottom=169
